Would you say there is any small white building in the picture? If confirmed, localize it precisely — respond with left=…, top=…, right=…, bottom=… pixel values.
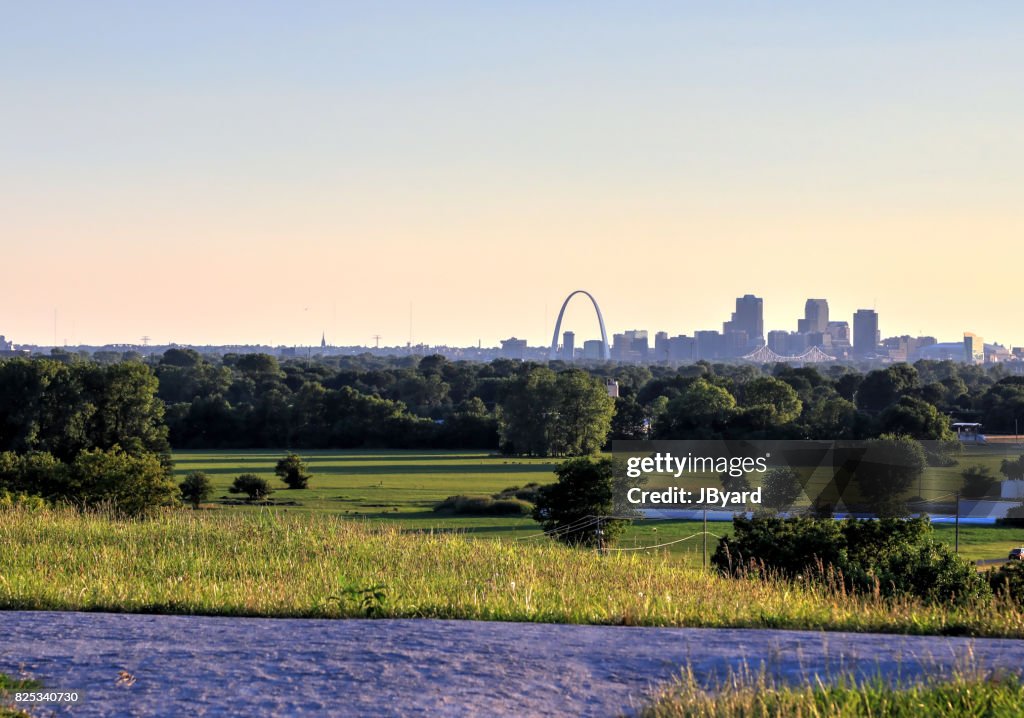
left=605, top=379, right=619, bottom=398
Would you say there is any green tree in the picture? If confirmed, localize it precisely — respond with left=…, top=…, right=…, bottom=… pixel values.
left=878, top=396, right=955, bottom=441
left=531, top=457, right=627, bottom=547
left=961, top=465, right=997, bottom=499
left=275, top=453, right=311, bottom=489
left=739, top=376, right=802, bottom=428
left=550, top=369, right=615, bottom=456
left=497, top=367, right=613, bottom=456
left=1000, top=455, right=1024, bottom=481
left=179, top=471, right=214, bottom=509
left=497, top=367, right=558, bottom=455
left=852, top=434, right=926, bottom=517
left=229, top=473, right=273, bottom=501
left=855, top=365, right=920, bottom=412
left=760, top=467, right=804, bottom=512
left=654, top=378, right=737, bottom=439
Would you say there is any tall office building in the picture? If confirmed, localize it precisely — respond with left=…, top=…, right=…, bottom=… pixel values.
left=582, top=340, right=604, bottom=360
left=964, top=332, right=985, bottom=364
left=852, top=310, right=879, bottom=357
left=561, top=331, right=575, bottom=361
left=500, top=337, right=528, bottom=360
left=654, top=331, right=669, bottom=361
left=798, top=299, right=829, bottom=334
left=723, top=294, right=763, bottom=347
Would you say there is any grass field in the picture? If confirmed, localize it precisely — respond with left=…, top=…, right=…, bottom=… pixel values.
left=642, top=671, right=1024, bottom=718
left=171, top=448, right=1024, bottom=567
left=3, top=507, right=1024, bottom=638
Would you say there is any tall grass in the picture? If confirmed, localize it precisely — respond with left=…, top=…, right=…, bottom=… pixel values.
left=642, top=669, right=1024, bottom=717
left=1, top=507, right=1023, bottom=636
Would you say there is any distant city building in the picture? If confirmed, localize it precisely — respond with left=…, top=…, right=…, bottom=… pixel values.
left=695, top=330, right=724, bottom=360
left=654, top=331, right=669, bottom=361
left=0, top=335, right=12, bottom=352
left=668, top=334, right=696, bottom=361
left=723, top=294, right=763, bottom=349
left=964, top=332, right=985, bottom=364
left=561, top=331, right=575, bottom=361
left=582, top=339, right=604, bottom=360
left=613, top=330, right=648, bottom=363
left=881, top=335, right=937, bottom=363
left=798, top=299, right=829, bottom=334
left=605, top=379, right=620, bottom=398
left=500, top=337, right=528, bottom=360
left=853, top=310, right=879, bottom=357
left=988, top=343, right=1012, bottom=363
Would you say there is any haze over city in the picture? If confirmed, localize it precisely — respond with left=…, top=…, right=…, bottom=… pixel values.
left=3, top=2, right=1023, bottom=348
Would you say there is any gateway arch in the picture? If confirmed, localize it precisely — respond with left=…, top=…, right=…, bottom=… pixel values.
left=549, top=290, right=611, bottom=360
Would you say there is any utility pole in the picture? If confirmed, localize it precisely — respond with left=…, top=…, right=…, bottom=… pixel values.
left=703, top=506, right=708, bottom=569
left=954, top=490, right=960, bottom=554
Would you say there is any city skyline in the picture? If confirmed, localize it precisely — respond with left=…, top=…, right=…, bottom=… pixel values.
left=3, top=3, right=1024, bottom=348
left=5, top=289, right=1020, bottom=360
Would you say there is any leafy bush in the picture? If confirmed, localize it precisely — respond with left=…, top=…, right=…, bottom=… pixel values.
left=0, top=447, right=176, bottom=516
left=961, top=465, right=998, bottom=499
left=229, top=474, right=273, bottom=501
left=0, top=488, right=46, bottom=510
left=275, top=453, right=311, bottom=489
left=179, top=471, right=213, bottom=509
left=713, top=515, right=990, bottom=605
left=492, top=482, right=543, bottom=503
left=433, top=495, right=531, bottom=516
left=988, top=561, right=1024, bottom=605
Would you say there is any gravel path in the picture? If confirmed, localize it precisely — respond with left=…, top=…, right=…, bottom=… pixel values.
left=3, top=612, right=1024, bottom=717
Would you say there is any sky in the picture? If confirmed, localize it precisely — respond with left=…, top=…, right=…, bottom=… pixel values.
left=2, top=2, right=1023, bottom=349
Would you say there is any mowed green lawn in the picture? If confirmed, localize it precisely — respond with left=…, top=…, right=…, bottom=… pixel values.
left=172, top=448, right=1024, bottom=567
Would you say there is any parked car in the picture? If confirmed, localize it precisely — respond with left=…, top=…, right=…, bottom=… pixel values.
left=1009, top=548, right=1024, bottom=561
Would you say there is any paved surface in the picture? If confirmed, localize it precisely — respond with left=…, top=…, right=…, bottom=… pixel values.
left=2, top=612, right=1024, bottom=717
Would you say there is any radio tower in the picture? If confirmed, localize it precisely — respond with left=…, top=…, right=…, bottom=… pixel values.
left=372, top=335, right=382, bottom=349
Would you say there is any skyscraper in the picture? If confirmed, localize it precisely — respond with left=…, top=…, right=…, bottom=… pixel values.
left=723, top=294, right=763, bottom=348
left=853, top=310, right=879, bottom=357
left=561, top=331, right=575, bottom=361
left=964, top=332, right=985, bottom=364
left=798, top=299, right=829, bottom=334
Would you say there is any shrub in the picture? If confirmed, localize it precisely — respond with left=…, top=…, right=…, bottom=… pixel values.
left=961, top=465, right=998, bottom=499
left=492, top=482, right=543, bottom=503
left=179, top=471, right=214, bottom=509
left=988, top=562, right=1024, bottom=605
left=229, top=474, right=273, bottom=501
left=0, top=447, right=176, bottom=516
left=713, top=515, right=990, bottom=605
left=66, top=447, right=178, bottom=516
left=0, top=488, right=46, bottom=510
left=433, top=495, right=532, bottom=516
left=275, top=453, right=311, bottom=490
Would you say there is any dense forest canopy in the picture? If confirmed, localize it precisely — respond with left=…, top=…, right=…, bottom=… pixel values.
left=2, top=350, right=1021, bottom=454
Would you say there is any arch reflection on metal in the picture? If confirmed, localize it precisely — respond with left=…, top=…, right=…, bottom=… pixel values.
left=549, top=290, right=611, bottom=360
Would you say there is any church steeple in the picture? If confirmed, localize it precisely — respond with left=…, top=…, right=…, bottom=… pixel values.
left=321, top=332, right=326, bottom=349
